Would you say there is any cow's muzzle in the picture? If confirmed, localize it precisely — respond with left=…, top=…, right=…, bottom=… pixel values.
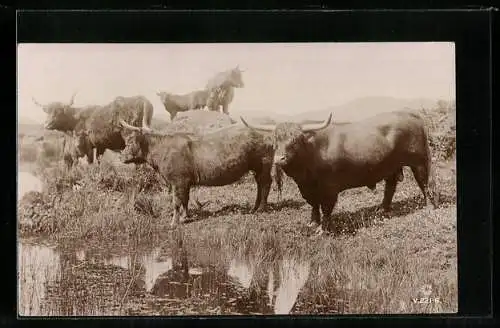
left=120, top=153, right=135, bottom=164
left=274, top=155, right=287, bottom=167
left=121, top=153, right=146, bottom=165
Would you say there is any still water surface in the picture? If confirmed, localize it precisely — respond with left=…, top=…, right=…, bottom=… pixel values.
left=18, top=171, right=43, bottom=200
left=18, top=239, right=339, bottom=316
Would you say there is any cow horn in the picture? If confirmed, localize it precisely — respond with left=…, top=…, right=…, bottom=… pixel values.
left=301, top=113, right=333, bottom=132
left=32, top=97, right=43, bottom=108
left=240, top=117, right=275, bottom=132
left=68, top=91, right=77, bottom=107
left=141, top=125, right=153, bottom=134
left=120, top=119, right=155, bottom=135
left=32, top=96, right=49, bottom=113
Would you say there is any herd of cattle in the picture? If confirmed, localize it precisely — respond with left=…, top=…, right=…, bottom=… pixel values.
left=30, top=65, right=439, bottom=235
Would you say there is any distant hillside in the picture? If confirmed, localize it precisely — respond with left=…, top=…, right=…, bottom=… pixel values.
left=232, top=97, right=443, bottom=125
left=291, top=96, right=440, bottom=123
left=18, top=123, right=44, bottom=137
left=17, top=97, right=448, bottom=136
left=18, top=116, right=41, bottom=125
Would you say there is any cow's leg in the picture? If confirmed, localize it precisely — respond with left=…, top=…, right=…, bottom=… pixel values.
left=180, top=187, right=190, bottom=222
left=96, top=148, right=105, bottom=164
left=64, top=157, right=73, bottom=171
left=272, top=164, right=283, bottom=202
left=170, top=186, right=181, bottom=228
left=222, top=103, right=229, bottom=115
left=251, top=178, right=263, bottom=213
left=206, top=92, right=215, bottom=111
left=170, top=111, right=177, bottom=121
left=317, top=194, right=338, bottom=235
left=381, top=171, right=400, bottom=212
left=397, top=167, right=404, bottom=182
left=410, top=162, right=437, bottom=209
left=252, top=164, right=273, bottom=213
left=254, top=172, right=272, bottom=211
left=85, top=148, right=94, bottom=165
left=170, top=185, right=190, bottom=228
left=307, top=204, right=320, bottom=228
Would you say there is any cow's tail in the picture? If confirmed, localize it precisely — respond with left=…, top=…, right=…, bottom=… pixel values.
left=272, top=163, right=283, bottom=202
left=61, top=136, right=67, bottom=164
left=142, top=100, right=152, bottom=129
left=424, top=124, right=439, bottom=207
left=61, top=134, right=67, bottom=151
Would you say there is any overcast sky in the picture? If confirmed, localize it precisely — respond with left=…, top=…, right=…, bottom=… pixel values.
left=17, top=42, right=455, bottom=123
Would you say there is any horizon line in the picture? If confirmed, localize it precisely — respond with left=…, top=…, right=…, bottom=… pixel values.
left=17, top=94, right=455, bottom=125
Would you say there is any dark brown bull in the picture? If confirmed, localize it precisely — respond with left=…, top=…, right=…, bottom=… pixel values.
left=241, top=111, right=438, bottom=235
left=33, top=93, right=154, bottom=164
left=118, top=120, right=275, bottom=228
left=156, top=90, right=209, bottom=121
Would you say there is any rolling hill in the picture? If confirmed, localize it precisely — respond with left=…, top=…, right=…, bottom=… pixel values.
left=232, top=96, right=442, bottom=125
left=17, top=96, right=446, bottom=135
left=290, top=96, right=439, bottom=123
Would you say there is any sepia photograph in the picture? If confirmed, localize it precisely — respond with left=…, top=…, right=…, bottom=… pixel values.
left=17, top=42, right=457, bottom=316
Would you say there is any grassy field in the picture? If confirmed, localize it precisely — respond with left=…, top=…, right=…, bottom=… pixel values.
left=17, top=104, right=457, bottom=314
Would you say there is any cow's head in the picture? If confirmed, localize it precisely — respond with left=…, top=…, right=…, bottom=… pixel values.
left=113, top=96, right=127, bottom=107
left=32, top=92, right=78, bottom=131
left=119, top=120, right=153, bottom=164
left=240, top=113, right=332, bottom=168
left=226, top=65, right=245, bottom=88
left=156, top=91, right=172, bottom=104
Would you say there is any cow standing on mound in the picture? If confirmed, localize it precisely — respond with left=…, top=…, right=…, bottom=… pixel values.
left=241, top=111, right=438, bottom=235
left=32, top=93, right=154, bottom=164
left=118, top=120, right=275, bottom=228
left=205, top=65, right=244, bottom=115
left=156, top=90, right=209, bottom=121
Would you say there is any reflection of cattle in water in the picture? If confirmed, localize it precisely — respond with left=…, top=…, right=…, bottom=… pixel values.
left=147, top=233, right=273, bottom=314
left=43, top=248, right=138, bottom=316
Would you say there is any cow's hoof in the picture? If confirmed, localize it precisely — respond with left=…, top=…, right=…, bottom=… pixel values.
left=375, top=206, right=391, bottom=216
left=424, top=203, right=436, bottom=211
left=314, top=226, right=325, bottom=236
left=307, top=221, right=319, bottom=228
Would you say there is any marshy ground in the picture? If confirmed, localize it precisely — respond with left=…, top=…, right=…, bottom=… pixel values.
left=17, top=106, right=457, bottom=316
